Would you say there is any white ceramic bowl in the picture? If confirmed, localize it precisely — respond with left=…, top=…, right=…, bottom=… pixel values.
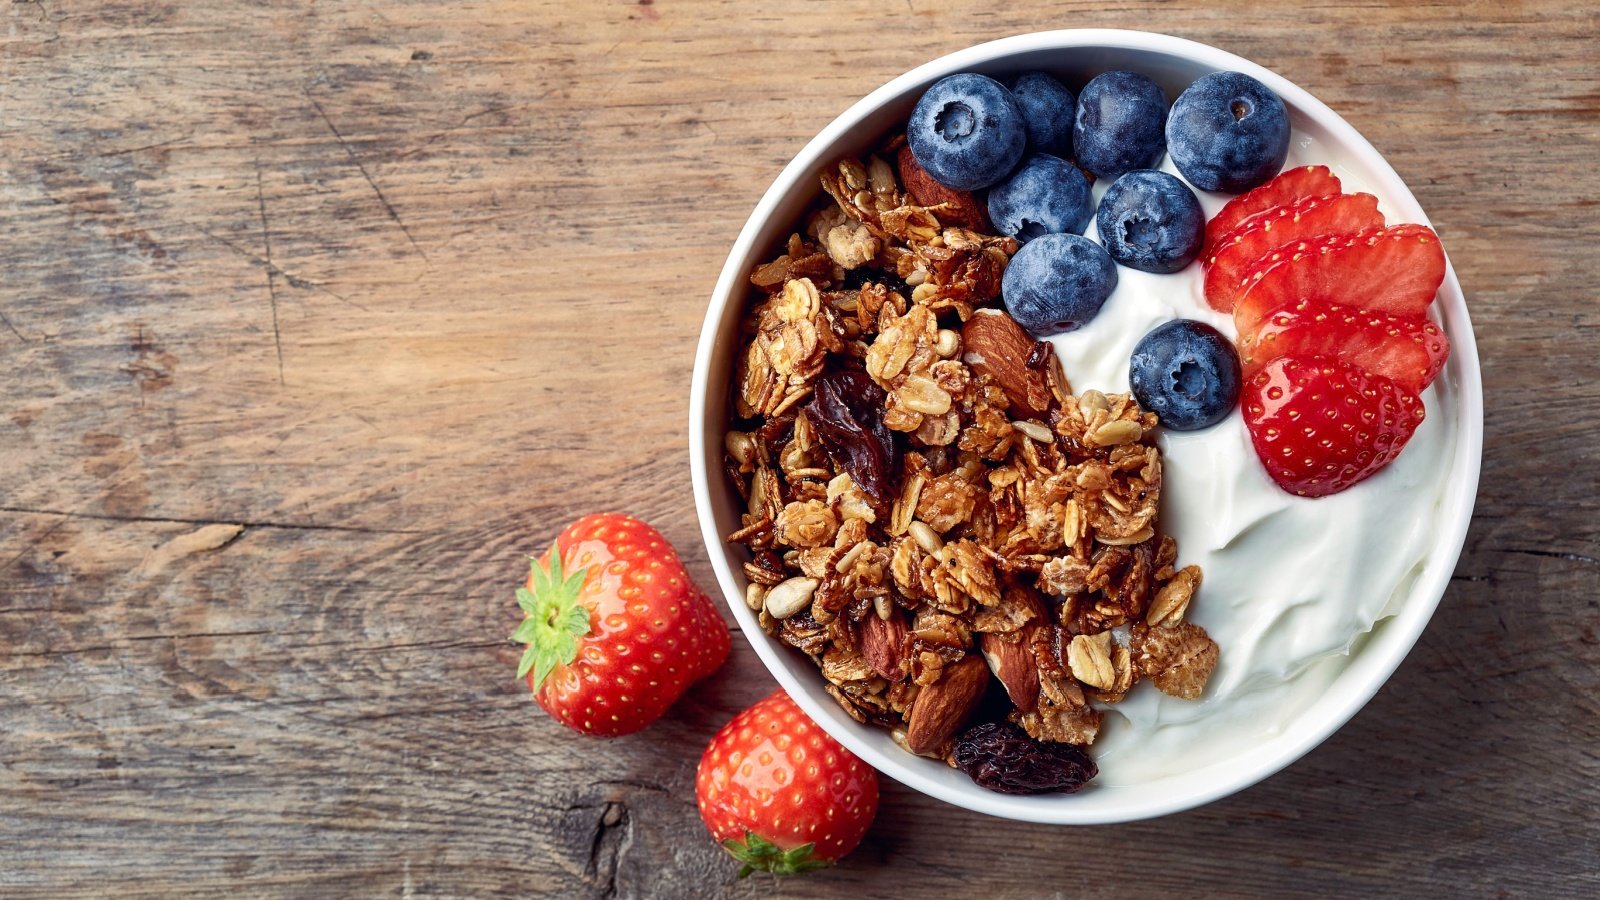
left=689, top=30, right=1483, bottom=824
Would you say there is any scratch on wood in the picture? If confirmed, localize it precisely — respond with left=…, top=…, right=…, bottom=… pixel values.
left=0, top=517, right=69, bottom=573
left=134, top=523, right=246, bottom=576
left=192, top=224, right=368, bottom=312
left=309, top=96, right=430, bottom=263
left=256, top=165, right=286, bottom=386
left=15, top=0, right=53, bottom=22
left=0, top=309, right=27, bottom=343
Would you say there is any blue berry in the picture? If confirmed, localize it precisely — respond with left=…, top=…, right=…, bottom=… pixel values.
left=1010, top=72, right=1075, bottom=156
left=1096, top=170, right=1204, bottom=274
left=1128, top=320, right=1241, bottom=431
left=1000, top=233, right=1118, bottom=337
left=1073, top=71, right=1168, bottom=180
left=986, top=154, right=1094, bottom=243
left=1166, top=71, right=1290, bottom=193
left=907, top=73, right=1026, bottom=191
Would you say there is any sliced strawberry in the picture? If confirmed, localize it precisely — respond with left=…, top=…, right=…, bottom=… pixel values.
left=1242, top=354, right=1426, bottom=497
left=1233, top=224, right=1447, bottom=337
left=1239, top=298, right=1450, bottom=393
left=1202, top=193, right=1384, bottom=311
left=1203, top=165, right=1343, bottom=258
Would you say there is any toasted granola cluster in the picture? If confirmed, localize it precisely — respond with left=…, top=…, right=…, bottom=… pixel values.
left=723, top=138, right=1220, bottom=781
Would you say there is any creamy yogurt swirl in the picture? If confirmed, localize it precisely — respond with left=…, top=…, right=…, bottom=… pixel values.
left=1047, top=140, right=1457, bottom=783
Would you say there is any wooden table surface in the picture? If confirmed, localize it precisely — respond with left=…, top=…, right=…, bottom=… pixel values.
left=2, top=1, right=1596, bottom=896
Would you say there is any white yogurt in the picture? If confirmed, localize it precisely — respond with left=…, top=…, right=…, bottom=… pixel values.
left=1048, top=139, right=1457, bottom=784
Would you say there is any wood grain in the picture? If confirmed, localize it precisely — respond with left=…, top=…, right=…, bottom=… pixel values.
left=2, top=1, right=1596, bottom=896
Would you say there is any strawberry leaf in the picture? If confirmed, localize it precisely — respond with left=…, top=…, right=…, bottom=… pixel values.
left=720, top=830, right=831, bottom=878
left=509, top=618, right=541, bottom=645
left=509, top=550, right=591, bottom=691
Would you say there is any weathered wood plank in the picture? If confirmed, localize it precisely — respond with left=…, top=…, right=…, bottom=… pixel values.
left=2, top=1, right=1597, bottom=897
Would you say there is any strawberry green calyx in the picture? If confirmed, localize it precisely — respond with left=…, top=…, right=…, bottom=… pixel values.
left=720, top=832, right=830, bottom=878
left=511, top=551, right=591, bottom=691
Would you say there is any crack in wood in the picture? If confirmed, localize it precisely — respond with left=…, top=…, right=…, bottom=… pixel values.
left=0, top=505, right=425, bottom=535
left=1502, top=548, right=1599, bottom=566
left=3, top=628, right=284, bottom=658
left=344, top=638, right=505, bottom=654
left=135, top=523, right=246, bottom=576
left=583, top=800, right=629, bottom=899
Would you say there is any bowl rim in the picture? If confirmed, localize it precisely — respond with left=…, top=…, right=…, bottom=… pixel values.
left=689, top=28, right=1484, bottom=824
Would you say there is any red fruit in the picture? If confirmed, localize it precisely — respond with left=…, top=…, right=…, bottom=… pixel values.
left=696, top=689, right=879, bottom=877
left=687, top=587, right=733, bottom=680
left=1202, top=193, right=1384, bottom=311
left=1242, top=355, right=1426, bottom=497
left=1203, top=165, right=1343, bottom=257
left=1239, top=298, right=1451, bottom=393
left=513, top=513, right=729, bottom=737
left=1233, top=224, right=1448, bottom=337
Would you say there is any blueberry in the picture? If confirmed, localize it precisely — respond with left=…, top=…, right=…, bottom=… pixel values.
left=1073, top=71, right=1168, bottom=180
left=1167, top=71, right=1290, bottom=193
left=986, top=154, right=1093, bottom=243
left=907, top=73, right=1027, bottom=191
left=1000, top=233, right=1118, bottom=336
left=1129, top=320, right=1241, bottom=431
left=1096, top=170, right=1204, bottom=274
left=1010, top=72, right=1075, bottom=156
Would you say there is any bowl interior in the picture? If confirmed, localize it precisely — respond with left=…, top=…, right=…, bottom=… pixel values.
left=689, top=30, right=1483, bottom=824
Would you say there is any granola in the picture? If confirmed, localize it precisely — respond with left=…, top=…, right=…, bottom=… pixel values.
left=721, top=137, right=1220, bottom=792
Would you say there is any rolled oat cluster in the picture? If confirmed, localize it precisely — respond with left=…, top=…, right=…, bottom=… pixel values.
left=723, top=139, right=1219, bottom=791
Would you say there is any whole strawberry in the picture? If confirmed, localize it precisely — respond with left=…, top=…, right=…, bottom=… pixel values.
left=513, top=513, right=729, bottom=736
left=696, top=689, right=878, bottom=877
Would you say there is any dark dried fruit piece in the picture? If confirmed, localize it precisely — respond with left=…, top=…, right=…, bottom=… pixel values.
left=808, top=369, right=900, bottom=503
left=951, top=721, right=1097, bottom=795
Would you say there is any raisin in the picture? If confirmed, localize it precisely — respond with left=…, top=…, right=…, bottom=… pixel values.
left=807, top=369, right=900, bottom=503
left=843, top=268, right=911, bottom=298
left=951, top=721, right=1097, bottom=795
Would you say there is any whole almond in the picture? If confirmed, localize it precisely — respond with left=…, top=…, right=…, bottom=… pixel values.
left=962, top=310, right=1052, bottom=418
left=904, top=655, right=989, bottom=755
left=860, top=609, right=910, bottom=682
left=979, top=629, right=1040, bottom=714
left=897, top=145, right=990, bottom=232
